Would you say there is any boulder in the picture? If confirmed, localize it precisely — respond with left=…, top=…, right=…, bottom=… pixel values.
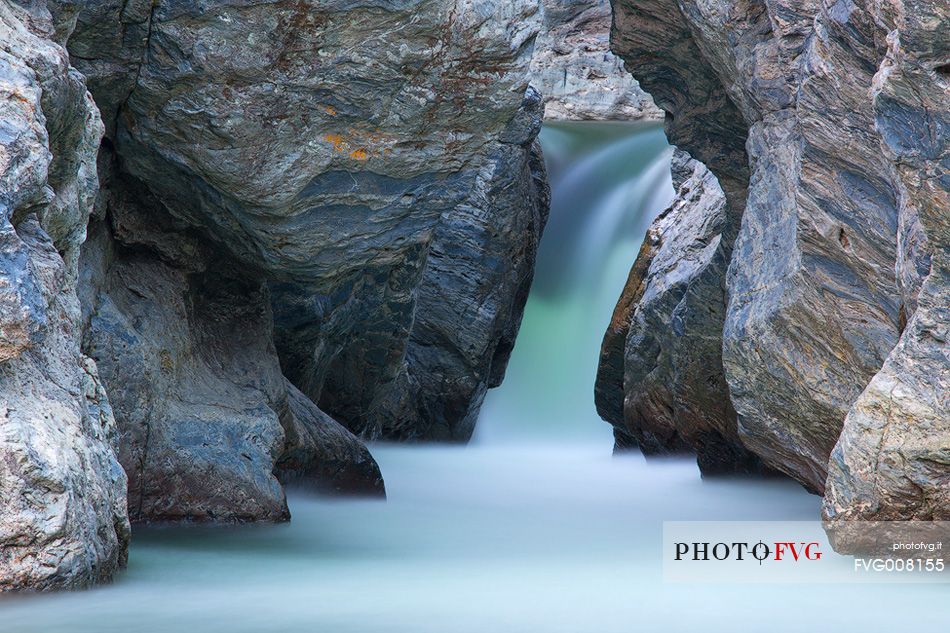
left=596, top=150, right=761, bottom=474
left=79, top=148, right=386, bottom=521
left=64, top=0, right=549, bottom=443
left=0, top=0, right=128, bottom=590
left=276, top=380, right=385, bottom=497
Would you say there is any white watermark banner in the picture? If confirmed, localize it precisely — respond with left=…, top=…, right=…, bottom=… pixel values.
left=663, top=521, right=950, bottom=584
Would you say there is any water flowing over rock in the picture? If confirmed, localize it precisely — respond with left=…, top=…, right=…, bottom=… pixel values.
left=530, top=0, right=661, bottom=121
left=0, top=1, right=129, bottom=590
left=823, top=1, right=950, bottom=525
left=605, top=0, right=914, bottom=492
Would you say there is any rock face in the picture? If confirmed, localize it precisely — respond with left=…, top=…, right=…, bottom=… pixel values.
left=823, top=2, right=949, bottom=524
left=0, top=1, right=129, bottom=590
left=606, top=0, right=910, bottom=492
left=60, top=0, right=548, bottom=448
left=277, top=380, right=385, bottom=496
left=596, top=150, right=761, bottom=474
left=531, top=0, right=661, bottom=121
left=79, top=159, right=288, bottom=522
left=79, top=167, right=386, bottom=520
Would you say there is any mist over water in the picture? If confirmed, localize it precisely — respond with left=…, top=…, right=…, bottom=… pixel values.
left=2, top=123, right=942, bottom=633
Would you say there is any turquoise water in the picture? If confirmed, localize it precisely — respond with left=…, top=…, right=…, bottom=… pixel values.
left=3, top=123, right=941, bottom=632
left=477, top=122, right=673, bottom=443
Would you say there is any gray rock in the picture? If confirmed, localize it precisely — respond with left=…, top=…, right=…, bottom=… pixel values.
left=80, top=151, right=386, bottom=521
left=0, top=0, right=128, bottom=591
left=530, top=0, right=661, bottom=121
left=609, top=0, right=904, bottom=492
left=80, top=217, right=290, bottom=522
left=597, top=0, right=750, bottom=447
left=823, top=1, right=950, bottom=525
left=66, top=0, right=549, bottom=443
left=610, top=0, right=750, bottom=210
left=364, top=114, right=550, bottom=441
left=720, top=2, right=902, bottom=494
left=276, top=380, right=385, bottom=497
left=597, top=150, right=761, bottom=474
left=46, top=0, right=152, bottom=137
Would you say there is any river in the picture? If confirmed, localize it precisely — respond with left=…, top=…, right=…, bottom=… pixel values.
left=1, top=122, right=944, bottom=632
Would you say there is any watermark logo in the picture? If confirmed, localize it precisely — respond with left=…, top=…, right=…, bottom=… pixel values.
left=673, top=540, right=823, bottom=563
left=663, top=521, right=950, bottom=584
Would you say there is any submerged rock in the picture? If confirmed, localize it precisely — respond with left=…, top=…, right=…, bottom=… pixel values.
left=0, top=1, right=128, bottom=590
left=531, top=0, right=661, bottom=121
left=823, top=2, right=950, bottom=525
left=607, top=0, right=906, bottom=492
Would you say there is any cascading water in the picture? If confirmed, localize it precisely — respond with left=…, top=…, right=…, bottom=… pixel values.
left=476, top=121, right=674, bottom=443
left=1, top=123, right=939, bottom=633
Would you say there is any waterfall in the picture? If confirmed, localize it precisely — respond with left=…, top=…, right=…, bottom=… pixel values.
left=476, top=121, right=673, bottom=443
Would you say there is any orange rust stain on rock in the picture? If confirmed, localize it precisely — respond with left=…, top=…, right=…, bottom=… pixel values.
left=325, top=133, right=370, bottom=161
left=324, top=133, right=347, bottom=151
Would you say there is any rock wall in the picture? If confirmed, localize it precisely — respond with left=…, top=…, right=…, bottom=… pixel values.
left=78, top=151, right=385, bottom=523
left=0, top=1, right=129, bottom=590
left=0, top=0, right=548, bottom=534
left=531, top=0, right=661, bottom=120
left=2, top=0, right=550, bottom=588
left=602, top=0, right=947, bottom=498
left=823, top=1, right=949, bottom=524
left=596, top=150, right=761, bottom=474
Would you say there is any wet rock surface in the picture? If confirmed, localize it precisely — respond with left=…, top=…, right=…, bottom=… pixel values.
left=531, top=0, right=661, bottom=121
left=605, top=0, right=919, bottom=493
left=276, top=380, right=385, bottom=497
left=64, top=0, right=549, bottom=445
left=0, top=1, right=129, bottom=590
left=5, top=0, right=549, bottom=587
left=79, top=167, right=291, bottom=522
left=78, top=145, right=388, bottom=522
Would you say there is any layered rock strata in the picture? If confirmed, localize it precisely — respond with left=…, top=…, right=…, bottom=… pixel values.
left=61, top=0, right=549, bottom=446
left=79, top=153, right=385, bottom=522
left=823, top=1, right=949, bottom=524
left=596, top=150, right=761, bottom=474
left=4, top=0, right=551, bottom=588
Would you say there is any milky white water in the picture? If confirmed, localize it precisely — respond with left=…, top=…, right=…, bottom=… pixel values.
left=1, top=122, right=945, bottom=632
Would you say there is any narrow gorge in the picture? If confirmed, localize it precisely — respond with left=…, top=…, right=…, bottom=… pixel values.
left=0, top=0, right=948, bottom=627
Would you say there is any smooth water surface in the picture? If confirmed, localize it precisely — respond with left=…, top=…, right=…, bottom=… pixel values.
left=3, top=123, right=943, bottom=633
